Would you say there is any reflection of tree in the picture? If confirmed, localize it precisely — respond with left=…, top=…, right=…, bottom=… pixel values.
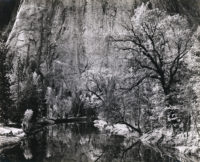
left=21, top=139, right=33, bottom=160
left=42, top=124, right=99, bottom=162
left=17, top=124, right=185, bottom=162
left=119, top=141, right=181, bottom=162
left=20, top=130, right=47, bottom=161
left=121, top=141, right=140, bottom=161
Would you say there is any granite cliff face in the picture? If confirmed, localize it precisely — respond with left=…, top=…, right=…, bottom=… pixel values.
left=7, top=0, right=140, bottom=118
left=5, top=0, right=200, bottom=118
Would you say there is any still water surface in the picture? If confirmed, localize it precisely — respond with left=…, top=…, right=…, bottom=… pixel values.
left=0, top=123, right=191, bottom=162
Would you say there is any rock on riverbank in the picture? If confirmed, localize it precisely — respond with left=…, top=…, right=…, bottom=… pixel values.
left=0, top=126, right=24, bottom=151
left=94, top=120, right=140, bottom=137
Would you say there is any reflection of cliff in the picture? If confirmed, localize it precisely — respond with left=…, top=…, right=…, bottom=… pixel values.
left=23, top=124, right=125, bottom=162
left=1, top=124, right=198, bottom=162
left=43, top=124, right=101, bottom=162
left=19, top=124, right=105, bottom=162
left=19, top=123, right=186, bottom=162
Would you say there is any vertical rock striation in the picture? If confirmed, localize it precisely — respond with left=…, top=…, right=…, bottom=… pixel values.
left=6, top=0, right=200, bottom=119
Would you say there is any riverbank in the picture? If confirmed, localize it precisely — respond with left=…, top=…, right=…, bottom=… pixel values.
left=141, top=127, right=200, bottom=157
left=0, top=125, right=24, bottom=152
left=1, top=120, right=199, bottom=161
left=94, top=119, right=200, bottom=161
left=94, top=120, right=140, bottom=137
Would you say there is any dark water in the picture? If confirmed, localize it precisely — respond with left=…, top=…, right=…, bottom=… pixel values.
left=0, top=123, right=190, bottom=162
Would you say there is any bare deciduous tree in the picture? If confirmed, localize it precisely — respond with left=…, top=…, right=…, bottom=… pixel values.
left=112, top=5, right=192, bottom=101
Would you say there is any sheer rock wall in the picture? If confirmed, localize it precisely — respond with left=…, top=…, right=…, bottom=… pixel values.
left=6, top=0, right=200, bottom=119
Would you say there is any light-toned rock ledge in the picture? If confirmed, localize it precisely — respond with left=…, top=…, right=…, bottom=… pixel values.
left=0, top=126, right=25, bottom=151
left=94, top=120, right=140, bottom=137
left=94, top=120, right=200, bottom=161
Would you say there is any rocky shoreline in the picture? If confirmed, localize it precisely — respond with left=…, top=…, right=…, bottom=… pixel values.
left=0, top=125, right=24, bottom=151
left=94, top=120, right=200, bottom=162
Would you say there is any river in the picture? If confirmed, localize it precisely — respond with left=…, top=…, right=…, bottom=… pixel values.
left=0, top=123, right=195, bottom=162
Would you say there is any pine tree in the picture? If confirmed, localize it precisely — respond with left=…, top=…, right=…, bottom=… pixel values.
left=0, top=41, right=12, bottom=124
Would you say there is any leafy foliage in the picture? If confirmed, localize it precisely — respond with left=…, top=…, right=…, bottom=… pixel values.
left=113, top=3, right=192, bottom=104
left=0, top=40, right=12, bottom=124
left=82, top=4, right=194, bottom=135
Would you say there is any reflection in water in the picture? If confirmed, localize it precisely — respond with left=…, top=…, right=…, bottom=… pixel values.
left=0, top=123, right=195, bottom=162
left=21, top=140, right=33, bottom=160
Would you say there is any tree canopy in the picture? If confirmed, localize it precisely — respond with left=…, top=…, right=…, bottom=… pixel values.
left=113, top=4, right=192, bottom=101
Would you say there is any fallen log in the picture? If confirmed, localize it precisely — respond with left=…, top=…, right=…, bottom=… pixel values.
left=23, top=116, right=94, bottom=134
left=53, top=116, right=88, bottom=123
